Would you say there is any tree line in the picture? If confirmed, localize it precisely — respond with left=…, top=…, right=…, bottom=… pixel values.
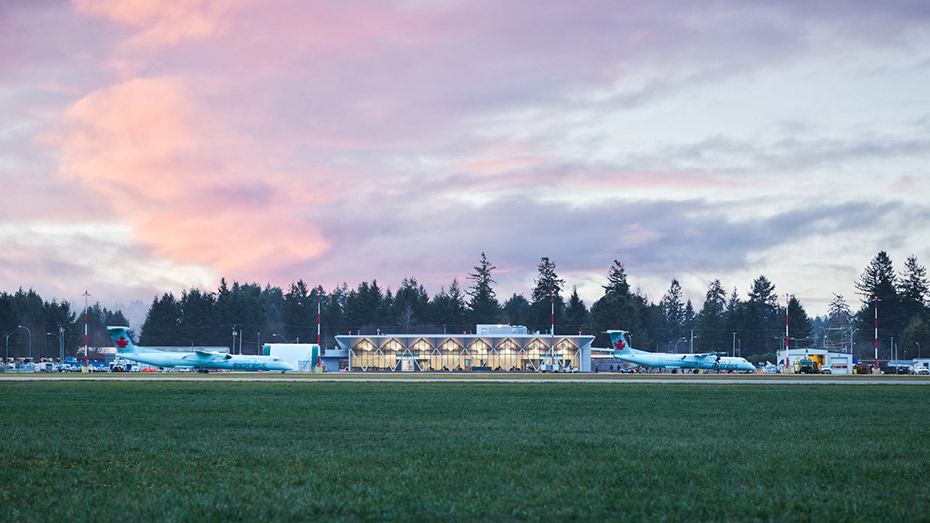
left=3, top=250, right=927, bottom=362
left=0, top=289, right=128, bottom=361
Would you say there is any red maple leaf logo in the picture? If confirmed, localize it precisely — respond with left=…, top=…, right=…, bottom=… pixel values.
left=116, top=336, right=129, bottom=349
left=613, top=338, right=626, bottom=351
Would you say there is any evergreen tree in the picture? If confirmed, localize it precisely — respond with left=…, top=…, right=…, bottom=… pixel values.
left=178, top=288, right=216, bottom=346
left=603, top=260, right=630, bottom=297
left=587, top=261, right=647, bottom=348
left=446, top=279, right=468, bottom=329
left=745, top=276, right=778, bottom=354
left=636, top=296, right=660, bottom=352
left=855, top=251, right=897, bottom=301
left=0, top=291, right=128, bottom=360
left=529, top=257, right=565, bottom=332
left=103, top=308, right=130, bottom=336
left=261, top=284, right=285, bottom=346
left=42, top=300, right=76, bottom=360
left=345, top=280, right=384, bottom=334
left=787, top=296, right=813, bottom=348
left=748, top=275, right=778, bottom=309
left=823, top=294, right=853, bottom=351
left=563, top=287, right=588, bottom=334
left=725, top=287, right=748, bottom=354
left=322, top=283, right=348, bottom=345
left=501, top=293, right=531, bottom=327
left=11, top=289, right=44, bottom=359
left=84, top=303, right=109, bottom=349
left=430, top=279, right=468, bottom=331
left=683, top=300, right=695, bottom=335
left=229, top=282, right=267, bottom=354
left=696, top=280, right=728, bottom=352
left=379, top=287, right=394, bottom=329
left=660, top=279, right=685, bottom=344
left=854, top=251, right=903, bottom=347
left=900, top=320, right=930, bottom=360
left=140, top=293, right=181, bottom=346
left=466, top=252, right=501, bottom=325
left=283, top=280, right=313, bottom=343
left=0, top=293, right=19, bottom=360
left=393, top=277, right=429, bottom=332
left=898, top=255, right=929, bottom=324
left=215, top=278, right=232, bottom=337
left=827, top=294, right=852, bottom=328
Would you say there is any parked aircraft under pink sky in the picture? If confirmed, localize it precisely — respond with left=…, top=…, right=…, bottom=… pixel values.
left=2, top=1, right=929, bottom=316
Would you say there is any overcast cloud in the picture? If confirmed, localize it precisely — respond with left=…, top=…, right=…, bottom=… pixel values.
left=2, top=0, right=929, bottom=324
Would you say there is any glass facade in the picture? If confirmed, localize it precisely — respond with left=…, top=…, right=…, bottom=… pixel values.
left=336, top=333, right=594, bottom=372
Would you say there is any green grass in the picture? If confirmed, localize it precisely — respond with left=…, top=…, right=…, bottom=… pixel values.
left=1, top=382, right=928, bottom=521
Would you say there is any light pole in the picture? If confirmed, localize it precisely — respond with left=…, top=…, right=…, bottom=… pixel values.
left=272, top=333, right=287, bottom=343
left=47, top=332, right=62, bottom=363
left=232, top=326, right=238, bottom=355
left=17, top=325, right=32, bottom=361
left=4, top=332, right=10, bottom=364
left=732, top=332, right=736, bottom=357
left=689, top=330, right=697, bottom=354
left=917, top=342, right=921, bottom=359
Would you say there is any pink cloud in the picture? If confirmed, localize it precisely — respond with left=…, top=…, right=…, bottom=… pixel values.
left=72, top=0, right=244, bottom=46
left=44, top=76, right=331, bottom=275
left=891, top=175, right=918, bottom=193
left=460, top=144, right=547, bottom=177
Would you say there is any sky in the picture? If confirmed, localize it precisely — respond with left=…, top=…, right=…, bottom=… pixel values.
left=2, top=0, right=930, bottom=327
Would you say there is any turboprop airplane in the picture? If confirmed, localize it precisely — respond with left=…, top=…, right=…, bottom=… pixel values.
left=605, top=330, right=755, bottom=373
left=107, top=326, right=295, bottom=373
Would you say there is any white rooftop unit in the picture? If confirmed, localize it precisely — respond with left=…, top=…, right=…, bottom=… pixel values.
left=476, top=324, right=528, bottom=336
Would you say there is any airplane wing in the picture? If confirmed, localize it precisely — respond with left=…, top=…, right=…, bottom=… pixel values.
left=182, top=351, right=232, bottom=363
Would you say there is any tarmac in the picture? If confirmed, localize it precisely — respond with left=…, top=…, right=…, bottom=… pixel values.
left=2, top=374, right=929, bottom=384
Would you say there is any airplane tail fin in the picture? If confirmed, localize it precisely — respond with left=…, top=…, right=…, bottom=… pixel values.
left=107, top=326, right=138, bottom=354
left=607, top=330, right=639, bottom=355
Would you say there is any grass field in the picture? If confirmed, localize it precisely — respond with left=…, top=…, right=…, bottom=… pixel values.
left=1, top=381, right=928, bottom=521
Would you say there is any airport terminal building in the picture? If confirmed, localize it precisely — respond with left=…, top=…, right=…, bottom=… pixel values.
left=334, top=324, right=596, bottom=372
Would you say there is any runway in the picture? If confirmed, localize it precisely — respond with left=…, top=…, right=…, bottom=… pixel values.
left=2, top=374, right=929, bottom=384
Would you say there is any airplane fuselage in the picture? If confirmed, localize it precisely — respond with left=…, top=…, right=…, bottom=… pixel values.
left=119, top=352, right=293, bottom=371
left=616, top=353, right=755, bottom=372
left=604, top=330, right=755, bottom=372
left=108, top=325, right=296, bottom=372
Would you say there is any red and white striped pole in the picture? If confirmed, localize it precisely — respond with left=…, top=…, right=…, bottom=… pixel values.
left=785, top=293, right=789, bottom=373
left=874, top=295, right=880, bottom=373
left=550, top=289, right=555, bottom=369
left=317, top=286, right=323, bottom=370
left=83, top=290, right=90, bottom=372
